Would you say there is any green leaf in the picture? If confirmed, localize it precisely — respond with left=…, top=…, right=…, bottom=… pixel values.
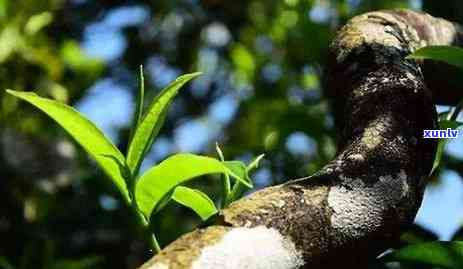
left=407, top=46, right=463, bottom=70
left=231, top=44, right=255, bottom=82
left=135, top=153, right=249, bottom=219
left=452, top=226, right=463, bottom=241
left=439, top=111, right=452, bottom=121
left=60, top=40, right=103, bottom=74
left=135, top=65, right=145, bottom=128
left=223, top=161, right=252, bottom=186
left=126, top=72, right=201, bottom=176
left=400, top=224, right=439, bottom=245
left=25, top=12, right=53, bottom=35
left=0, top=257, right=15, bottom=269
left=128, top=65, right=145, bottom=151
left=6, top=90, right=130, bottom=202
left=51, top=256, right=101, bottom=269
left=0, top=0, right=8, bottom=19
left=223, top=160, right=257, bottom=206
left=247, top=154, right=265, bottom=172
left=432, top=139, right=446, bottom=175
left=380, top=241, right=463, bottom=269
left=0, top=25, right=24, bottom=62
left=172, top=186, right=218, bottom=221
left=431, top=120, right=463, bottom=175
left=222, top=155, right=264, bottom=206
left=449, top=98, right=463, bottom=121
left=215, top=142, right=225, bottom=161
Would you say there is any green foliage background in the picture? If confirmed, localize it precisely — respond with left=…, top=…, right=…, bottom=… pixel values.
left=1, top=0, right=463, bottom=268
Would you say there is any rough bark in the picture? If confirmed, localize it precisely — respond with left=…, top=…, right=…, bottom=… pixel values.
left=139, top=9, right=463, bottom=269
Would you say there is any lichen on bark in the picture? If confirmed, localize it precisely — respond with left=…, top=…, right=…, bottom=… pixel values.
left=139, top=9, right=463, bottom=269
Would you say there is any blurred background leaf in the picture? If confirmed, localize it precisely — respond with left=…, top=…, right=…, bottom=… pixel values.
left=381, top=241, right=463, bottom=269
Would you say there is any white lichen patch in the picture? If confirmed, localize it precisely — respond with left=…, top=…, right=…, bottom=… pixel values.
left=361, top=126, right=382, bottom=149
left=348, top=154, right=365, bottom=162
left=405, top=71, right=417, bottom=81
left=259, top=209, right=270, bottom=214
left=271, top=200, right=286, bottom=208
left=191, top=226, right=304, bottom=269
left=147, top=263, right=169, bottom=269
left=327, top=170, right=410, bottom=241
left=398, top=169, right=409, bottom=196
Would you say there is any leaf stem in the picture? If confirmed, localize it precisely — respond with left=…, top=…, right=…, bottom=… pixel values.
left=134, top=209, right=161, bottom=253
left=226, top=182, right=245, bottom=206
left=222, top=174, right=231, bottom=208
left=449, top=98, right=463, bottom=121
left=216, top=143, right=231, bottom=208
left=129, top=177, right=161, bottom=254
left=140, top=213, right=161, bottom=253
left=150, top=232, right=162, bottom=253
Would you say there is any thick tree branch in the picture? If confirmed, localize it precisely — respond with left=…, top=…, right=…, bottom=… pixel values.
left=139, top=10, right=461, bottom=269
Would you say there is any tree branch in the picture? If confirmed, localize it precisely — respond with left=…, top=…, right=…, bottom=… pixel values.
left=139, top=10, right=462, bottom=269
